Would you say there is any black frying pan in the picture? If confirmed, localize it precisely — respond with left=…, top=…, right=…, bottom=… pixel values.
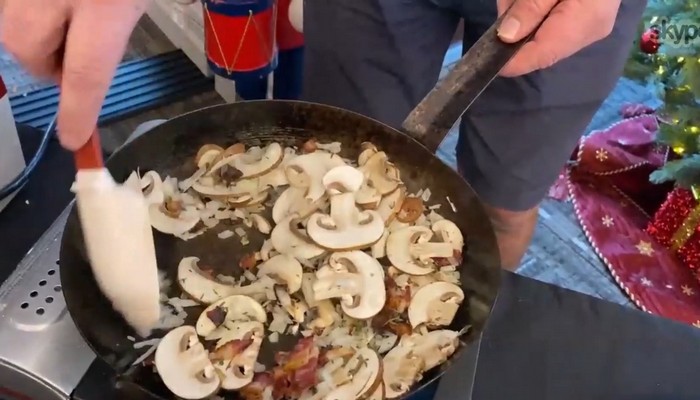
left=60, top=17, right=531, bottom=400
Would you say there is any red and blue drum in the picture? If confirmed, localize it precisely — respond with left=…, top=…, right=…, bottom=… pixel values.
left=202, top=0, right=278, bottom=79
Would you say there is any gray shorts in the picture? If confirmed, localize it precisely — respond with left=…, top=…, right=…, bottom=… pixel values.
left=302, top=0, right=647, bottom=211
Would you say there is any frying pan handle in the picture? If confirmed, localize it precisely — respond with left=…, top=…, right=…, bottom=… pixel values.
left=74, top=131, right=104, bottom=170
left=401, top=13, right=538, bottom=153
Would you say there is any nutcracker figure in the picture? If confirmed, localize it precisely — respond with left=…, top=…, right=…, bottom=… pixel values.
left=273, top=0, right=303, bottom=99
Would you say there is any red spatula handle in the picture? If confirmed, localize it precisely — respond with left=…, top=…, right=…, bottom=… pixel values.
left=74, top=131, right=104, bottom=170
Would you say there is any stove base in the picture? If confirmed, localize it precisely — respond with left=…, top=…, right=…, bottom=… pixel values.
left=0, top=207, right=95, bottom=399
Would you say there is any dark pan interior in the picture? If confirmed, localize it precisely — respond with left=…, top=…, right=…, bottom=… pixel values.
left=59, top=100, right=501, bottom=399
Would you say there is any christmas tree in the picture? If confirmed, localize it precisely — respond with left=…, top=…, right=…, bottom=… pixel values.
left=624, top=0, right=700, bottom=189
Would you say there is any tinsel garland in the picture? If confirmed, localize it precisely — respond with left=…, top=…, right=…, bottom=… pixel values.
left=647, top=188, right=700, bottom=276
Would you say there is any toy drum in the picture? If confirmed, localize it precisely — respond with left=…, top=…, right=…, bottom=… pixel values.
left=202, top=0, right=278, bottom=79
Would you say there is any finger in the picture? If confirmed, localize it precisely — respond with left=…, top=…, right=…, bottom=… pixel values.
left=0, top=0, right=68, bottom=77
left=497, top=0, right=559, bottom=42
left=499, top=0, right=618, bottom=76
left=57, top=0, right=147, bottom=150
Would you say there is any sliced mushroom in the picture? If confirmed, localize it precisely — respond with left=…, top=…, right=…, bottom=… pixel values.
left=357, top=142, right=378, bottom=167
left=309, top=299, right=339, bottom=331
left=250, top=214, right=272, bottom=234
left=237, top=143, right=284, bottom=178
left=205, top=144, right=247, bottom=177
left=257, top=147, right=296, bottom=189
left=431, top=220, right=464, bottom=251
left=377, top=187, right=406, bottom=225
left=284, top=151, right=347, bottom=202
left=178, top=257, right=239, bottom=304
left=140, top=170, right=166, bottom=205
left=241, top=189, right=269, bottom=207
left=355, top=184, right=382, bottom=209
left=205, top=320, right=265, bottom=391
left=218, top=334, right=264, bottom=390
left=367, top=383, right=385, bottom=400
left=257, top=254, right=303, bottom=293
left=207, top=320, right=263, bottom=343
left=382, top=344, right=424, bottom=399
left=209, top=143, right=283, bottom=179
left=155, top=326, right=221, bottom=400
left=307, top=167, right=384, bottom=250
left=301, top=273, right=339, bottom=330
left=270, top=215, right=326, bottom=259
left=404, top=330, right=460, bottom=370
left=149, top=201, right=200, bottom=236
left=322, top=165, right=364, bottom=194
left=195, top=144, right=225, bottom=169
left=272, top=186, right=326, bottom=224
left=275, top=286, right=309, bottom=323
left=325, top=348, right=383, bottom=400
left=312, top=251, right=386, bottom=319
left=191, top=177, right=261, bottom=199
left=385, top=226, right=454, bottom=276
left=407, top=282, right=464, bottom=328
left=195, top=294, right=267, bottom=338
left=371, top=231, right=389, bottom=259
left=359, top=151, right=402, bottom=195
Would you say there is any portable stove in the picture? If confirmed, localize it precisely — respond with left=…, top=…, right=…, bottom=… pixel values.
left=0, top=207, right=96, bottom=400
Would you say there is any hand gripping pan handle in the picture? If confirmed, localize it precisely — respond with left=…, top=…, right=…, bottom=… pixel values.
left=402, top=12, right=542, bottom=153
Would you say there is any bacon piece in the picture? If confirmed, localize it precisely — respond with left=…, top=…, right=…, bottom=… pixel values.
left=240, top=373, right=274, bottom=400
left=386, top=321, right=412, bottom=337
left=239, top=253, right=258, bottom=270
left=209, top=338, right=253, bottom=362
left=301, top=138, right=318, bottom=153
left=319, top=347, right=355, bottom=366
left=385, top=278, right=411, bottom=314
left=270, top=338, right=320, bottom=399
left=433, top=249, right=463, bottom=268
left=372, top=277, right=413, bottom=336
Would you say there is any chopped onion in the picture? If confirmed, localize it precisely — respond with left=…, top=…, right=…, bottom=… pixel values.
left=446, top=195, right=457, bottom=212
left=243, top=270, right=257, bottom=282
left=316, top=142, right=341, bottom=153
left=218, top=230, right=234, bottom=239
left=133, top=338, right=161, bottom=349
left=132, top=341, right=159, bottom=366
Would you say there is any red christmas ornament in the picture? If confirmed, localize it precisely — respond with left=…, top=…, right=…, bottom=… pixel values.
left=640, top=26, right=661, bottom=54
left=647, top=188, right=700, bottom=276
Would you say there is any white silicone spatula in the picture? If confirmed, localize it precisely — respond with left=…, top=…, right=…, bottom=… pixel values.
left=72, top=131, right=161, bottom=337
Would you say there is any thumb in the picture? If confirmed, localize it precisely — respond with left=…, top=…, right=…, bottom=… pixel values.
left=496, top=0, right=559, bottom=43
left=57, top=1, right=146, bottom=150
